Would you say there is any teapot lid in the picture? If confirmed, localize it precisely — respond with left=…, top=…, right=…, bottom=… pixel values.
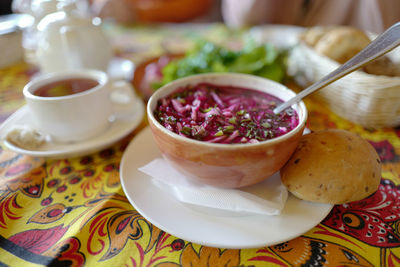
left=31, top=0, right=59, bottom=19
left=37, top=1, right=93, bottom=31
left=57, top=1, right=77, bottom=14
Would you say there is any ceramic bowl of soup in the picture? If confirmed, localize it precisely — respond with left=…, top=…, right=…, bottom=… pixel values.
left=147, top=73, right=307, bottom=188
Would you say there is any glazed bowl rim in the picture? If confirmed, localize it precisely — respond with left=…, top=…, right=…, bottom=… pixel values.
left=147, top=73, right=307, bottom=149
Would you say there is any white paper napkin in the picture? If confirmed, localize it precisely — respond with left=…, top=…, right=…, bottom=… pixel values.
left=138, top=158, right=288, bottom=215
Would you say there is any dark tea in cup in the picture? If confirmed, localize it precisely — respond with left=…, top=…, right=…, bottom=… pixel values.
left=24, top=70, right=137, bottom=143
left=33, top=78, right=99, bottom=97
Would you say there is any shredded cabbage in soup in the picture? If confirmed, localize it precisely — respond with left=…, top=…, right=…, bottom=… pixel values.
left=154, top=83, right=299, bottom=144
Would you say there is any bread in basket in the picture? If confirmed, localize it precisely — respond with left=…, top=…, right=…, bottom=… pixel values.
left=288, top=26, right=400, bottom=128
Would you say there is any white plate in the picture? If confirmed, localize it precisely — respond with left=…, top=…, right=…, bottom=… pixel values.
left=0, top=97, right=144, bottom=158
left=120, top=127, right=333, bottom=249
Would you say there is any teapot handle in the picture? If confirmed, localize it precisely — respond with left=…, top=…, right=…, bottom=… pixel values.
left=59, top=25, right=84, bottom=70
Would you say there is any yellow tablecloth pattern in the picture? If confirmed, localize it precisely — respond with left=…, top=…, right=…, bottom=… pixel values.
left=0, top=23, right=400, bottom=266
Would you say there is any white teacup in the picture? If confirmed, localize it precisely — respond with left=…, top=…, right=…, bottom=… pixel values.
left=23, top=70, right=136, bottom=143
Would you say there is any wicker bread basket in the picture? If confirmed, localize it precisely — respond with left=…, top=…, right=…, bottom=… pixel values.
left=288, top=41, right=400, bottom=128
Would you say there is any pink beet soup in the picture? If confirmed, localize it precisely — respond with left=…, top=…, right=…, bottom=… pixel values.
left=154, top=83, right=299, bottom=144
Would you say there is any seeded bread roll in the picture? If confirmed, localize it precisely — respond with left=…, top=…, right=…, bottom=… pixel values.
left=281, top=129, right=381, bottom=204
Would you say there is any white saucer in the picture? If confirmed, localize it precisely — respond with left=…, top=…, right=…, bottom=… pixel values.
left=0, top=97, right=144, bottom=158
left=120, top=127, right=333, bottom=249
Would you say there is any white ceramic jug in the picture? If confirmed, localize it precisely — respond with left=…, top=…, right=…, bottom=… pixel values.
left=36, top=2, right=112, bottom=73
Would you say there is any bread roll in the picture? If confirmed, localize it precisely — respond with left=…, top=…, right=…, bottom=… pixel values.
left=363, top=56, right=400, bottom=76
left=281, top=129, right=381, bottom=204
left=314, top=27, right=371, bottom=64
left=299, top=26, right=333, bottom=47
left=300, top=26, right=400, bottom=76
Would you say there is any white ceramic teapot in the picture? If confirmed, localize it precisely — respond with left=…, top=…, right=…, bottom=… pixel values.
left=30, top=0, right=89, bottom=19
left=36, top=2, right=112, bottom=73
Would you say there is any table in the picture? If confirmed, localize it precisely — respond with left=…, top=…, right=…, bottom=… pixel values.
left=1, top=23, right=400, bottom=267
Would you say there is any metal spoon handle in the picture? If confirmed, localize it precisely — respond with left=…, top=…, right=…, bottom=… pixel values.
left=274, top=22, right=400, bottom=114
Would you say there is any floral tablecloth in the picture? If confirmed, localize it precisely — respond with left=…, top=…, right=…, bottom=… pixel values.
left=0, top=23, right=400, bottom=267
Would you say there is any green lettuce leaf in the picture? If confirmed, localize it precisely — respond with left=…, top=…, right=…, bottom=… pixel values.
left=155, top=41, right=287, bottom=89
